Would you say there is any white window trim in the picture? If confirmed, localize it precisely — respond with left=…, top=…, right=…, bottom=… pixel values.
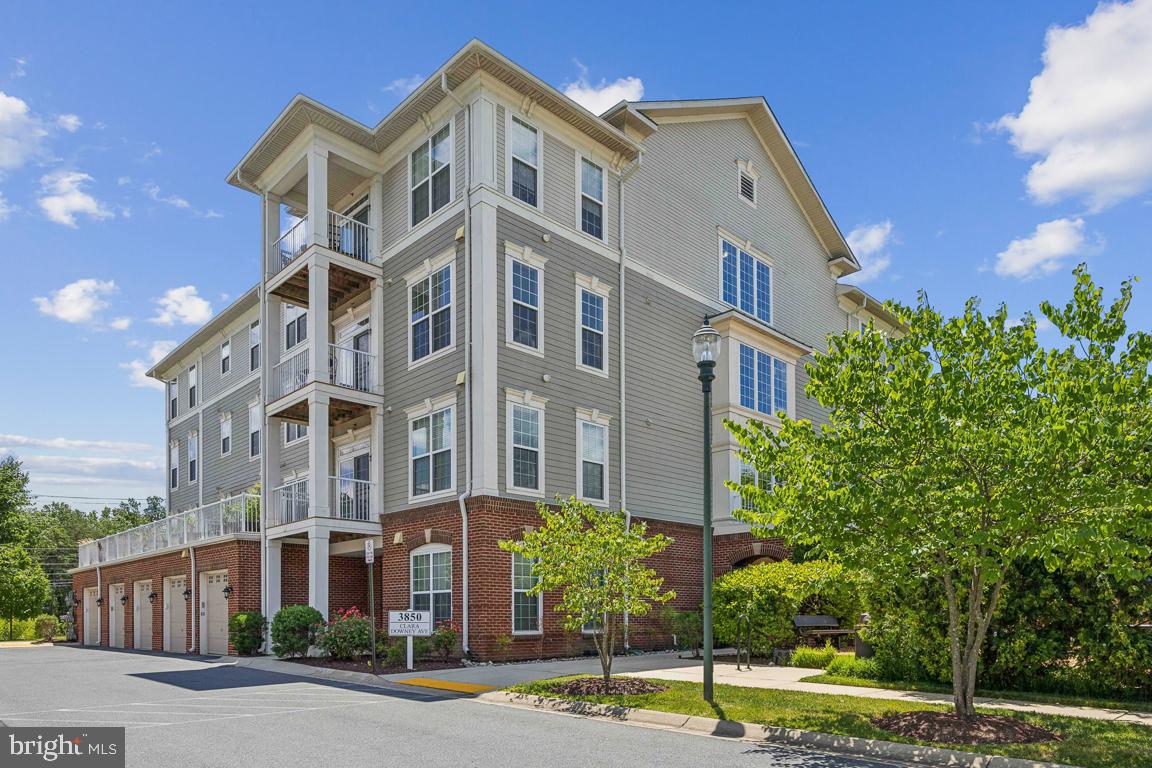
left=511, top=552, right=543, bottom=636
left=248, top=401, right=261, bottom=462
left=409, top=542, right=453, bottom=621
left=249, top=321, right=261, bottom=373
left=737, top=159, right=759, bottom=208
left=169, top=441, right=179, bottom=490
left=168, top=380, right=178, bottom=421
left=187, top=365, right=198, bottom=408
left=407, top=119, right=455, bottom=233
left=733, top=341, right=796, bottom=423
left=283, top=303, right=307, bottom=355
left=575, top=273, right=612, bottom=378
left=505, top=389, right=547, bottom=498
left=405, top=393, right=457, bottom=503
left=283, top=422, right=309, bottom=445
left=220, top=339, right=231, bottom=377
left=186, top=431, right=199, bottom=486
left=506, top=111, right=542, bottom=209
left=576, top=153, right=605, bottom=240
left=576, top=407, right=611, bottom=506
left=504, top=242, right=547, bottom=357
left=717, top=231, right=774, bottom=327
left=220, top=412, right=232, bottom=457
left=404, top=248, right=457, bottom=371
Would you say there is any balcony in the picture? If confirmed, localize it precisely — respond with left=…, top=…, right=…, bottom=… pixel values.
left=267, top=210, right=374, bottom=277
left=329, top=343, right=374, bottom=393
left=269, top=478, right=308, bottom=527
left=266, top=477, right=375, bottom=528
left=272, top=215, right=309, bottom=272
left=76, top=494, right=260, bottom=567
left=272, top=346, right=310, bottom=401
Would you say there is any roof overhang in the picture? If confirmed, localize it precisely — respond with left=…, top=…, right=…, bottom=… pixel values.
left=227, top=39, right=641, bottom=194
left=146, top=286, right=260, bottom=380
left=710, top=309, right=814, bottom=359
left=836, top=284, right=905, bottom=332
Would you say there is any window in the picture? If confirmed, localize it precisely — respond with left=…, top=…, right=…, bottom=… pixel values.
left=509, top=403, right=542, bottom=493
left=578, top=418, right=608, bottom=504
left=411, top=125, right=452, bottom=226
left=736, top=459, right=774, bottom=509
left=738, top=343, right=789, bottom=418
left=510, top=117, right=539, bottom=206
left=169, top=442, right=178, bottom=489
left=187, top=433, right=198, bottom=484
left=410, top=263, right=452, bottom=363
left=249, top=321, right=260, bottom=372
left=579, top=287, right=606, bottom=373
left=284, top=304, right=307, bottom=350
left=721, top=239, right=772, bottom=323
left=509, top=258, right=541, bottom=351
left=168, top=381, right=178, bottom=420
left=187, top=366, right=197, bottom=408
left=411, top=546, right=451, bottom=625
left=220, top=414, right=232, bottom=456
left=285, top=423, right=308, bottom=444
left=512, top=552, right=541, bottom=634
left=248, top=403, right=261, bottom=458
left=580, top=158, right=604, bottom=239
left=410, top=404, right=453, bottom=497
left=220, top=339, right=231, bottom=375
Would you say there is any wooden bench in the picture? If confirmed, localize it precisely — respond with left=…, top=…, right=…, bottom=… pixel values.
left=794, top=615, right=856, bottom=646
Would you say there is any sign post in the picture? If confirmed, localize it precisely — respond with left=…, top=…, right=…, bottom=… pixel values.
left=388, top=610, right=432, bottom=671
left=365, top=540, right=376, bottom=673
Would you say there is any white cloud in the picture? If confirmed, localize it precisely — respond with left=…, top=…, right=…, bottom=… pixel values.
left=120, top=339, right=177, bottom=390
left=562, top=63, right=644, bottom=115
left=109, top=316, right=131, bottom=330
left=845, top=220, right=896, bottom=283
left=33, top=278, right=118, bottom=324
left=37, top=170, right=113, bottom=227
left=0, top=90, right=48, bottom=171
left=150, top=286, right=212, bottom=326
left=995, top=0, right=1152, bottom=210
left=994, top=217, right=1086, bottom=280
left=14, top=454, right=163, bottom=483
left=0, top=434, right=153, bottom=453
left=140, top=143, right=161, bottom=161
left=0, top=190, right=13, bottom=220
left=10, top=57, right=28, bottom=79
left=56, top=113, right=82, bottom=132
left=143, top=181, right=189, bottom=209
left=382, top=75, right=424, bottom=95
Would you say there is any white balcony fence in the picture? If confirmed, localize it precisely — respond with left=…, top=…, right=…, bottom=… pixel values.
left=76, top=494, right=259, bottom=567
left=272, top=346, right=310, bottom=400
left=329, top=344, right=374, bottom=392
left=331, top=476, right=373, bottom=521
left=269, top=478, right=309, bottom=527
left=327, top=210, right=374, bottom=263
left=271, top=215, right=309, bottom=273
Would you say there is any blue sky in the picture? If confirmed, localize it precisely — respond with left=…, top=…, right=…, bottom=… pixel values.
left=2, top=1, right=1150, bottom=507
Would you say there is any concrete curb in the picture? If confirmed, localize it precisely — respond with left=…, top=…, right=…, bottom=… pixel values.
left=479, top=691, right=1081, bottom=768
left=230, top=655, right=414, bottom=690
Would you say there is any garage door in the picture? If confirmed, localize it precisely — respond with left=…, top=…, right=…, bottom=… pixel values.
left=108, top=584, right=125, bottom=648
left=133, top=580, right=153, bottom=650
left=203, top=571, right=229, bottom=655
left=83, top=587, right=100, bottom=646
left=164, top=576, right=186, bottom=653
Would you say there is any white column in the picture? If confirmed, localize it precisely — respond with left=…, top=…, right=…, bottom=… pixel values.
left=307, top=148, right=329, bottom=248
left=370, top=279, right=383, bottom=394
left=262, top=192, right=281, bottom=277
left=369, top=407, right=383, bottom=519
left=368, top=174, right=383, bottom=260
left=265, top=539, right=282, bottom=618
left=470, top=95, right=496, bottom=190
left=469, top=199, right=499, bottom=495
left=308, top=262, right=329, bottom=387
left=308, top=392, right=331, bottom=518
left=307, top=529, right=329, bottom=620
left=265, top=415, right=282, bottom=491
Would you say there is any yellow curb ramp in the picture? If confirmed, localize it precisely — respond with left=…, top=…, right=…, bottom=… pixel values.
left=393, top=677, right=497, bottom=694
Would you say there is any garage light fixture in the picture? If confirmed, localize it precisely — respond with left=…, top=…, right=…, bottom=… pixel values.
left=96, top=597, right=104, bottom=607
left=120, top=594, right=128, bottom=606
left=148, top=591, right=158, bottom=604
left=222, top=585, right=233, bottom=598
left=182, top=588, right=192, bottom=601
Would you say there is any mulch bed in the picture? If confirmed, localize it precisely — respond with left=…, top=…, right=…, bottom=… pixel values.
left=287, top=657, right=465, bottom=674
left=872, top=711, right=1060, bottom=745
left=548, top=677, right=668, bottom=696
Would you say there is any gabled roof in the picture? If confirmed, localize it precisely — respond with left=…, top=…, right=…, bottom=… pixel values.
left=613, top=98, right=860, bottom=271
left=227, top=39, right=641, bottom=194
left=146, top=286, right=260, bottom=380
left=837, top=284, right=905, bottom=332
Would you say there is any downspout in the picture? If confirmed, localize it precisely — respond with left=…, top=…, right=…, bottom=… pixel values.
left=188, top=545, right=197, bottom=653
left=443, top=73, right=473, bottom=655
left=95, top=566, right=101, bottom=643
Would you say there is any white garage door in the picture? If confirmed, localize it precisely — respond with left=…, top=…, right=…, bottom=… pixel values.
left=83, top=587, right=100, bottom=646
left=133, top=580, right=153, bottom=650
left=108, top=584, right=125, bottom=648
left=203, top=571, right=229, bottom=655
left=165, top=576, right=187, bottom=653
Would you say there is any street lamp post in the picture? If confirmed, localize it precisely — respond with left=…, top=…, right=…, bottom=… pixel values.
left=692, top=319, right=722, bottom=703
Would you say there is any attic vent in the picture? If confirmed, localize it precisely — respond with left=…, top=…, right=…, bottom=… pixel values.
left=739, top=171, right=756, bottom=204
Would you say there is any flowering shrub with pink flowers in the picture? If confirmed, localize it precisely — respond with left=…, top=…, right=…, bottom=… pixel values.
left=315, top=607, right=373, bottom=660
left=430, top=620, right=459, bottom=660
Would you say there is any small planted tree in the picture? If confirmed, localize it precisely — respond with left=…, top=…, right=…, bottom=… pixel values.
left=500, top=497, right=675, bottom=681
left=730, top=267, right=1152, bottom=721
left=0, top=544, right=51, bottom=640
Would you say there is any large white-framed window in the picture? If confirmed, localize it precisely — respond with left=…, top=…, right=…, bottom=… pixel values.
left=168, top=380, right=178, bottom=420
left=737, top=160, right=758, bottom=207
left=410, top=123, right=453, bottom=227
left=249, top=321, right=260, bottom=372
left=505, top=389, right=546, bottom=496
left=720, top=236, right=773, bottom=324
left=737, top=343, right=790, bottom=418
left=579, top=156, right=604, bottom=239
left=406, top=250, right=454, bottom=367
left=220, top=413, right=232, bottom=456
left=220, top=339, right=231, bottom=376
left=407, top=394, right=455, bottom=501
left=187, top=432, right=198, bottom=484
left=505, top=243, right=547, bottom=355
left=248, top=402, right=261, bottom=459
left=169, top=442, right=179, bottom=489
left=284, top=304, right=307, bottom=351
left=576, top=274, right=610, bottom=376
left=733, top=458, right=775, bottom=514
left=410, top=543, right=452, bottom=625
left=284, top=423, right=308, bottom=445
left=512, top=552, right=542, bottom=634
left=509, top=115, right=540, bottom=207
left=576, top=409, right=610, bottom=505
left=187, top=365, right=198, bottom=408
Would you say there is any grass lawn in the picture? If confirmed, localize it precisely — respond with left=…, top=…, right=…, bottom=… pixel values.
left=803, top=673, right=1152, bottom=715
left=510, top=676, right=1152, bottom=768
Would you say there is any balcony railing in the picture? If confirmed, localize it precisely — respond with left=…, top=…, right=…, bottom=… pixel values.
left=272, top=346, right=310, bottom=400
left=269, top=478, right=309, bottom=527
left=329, top=344, right=374, bottom=393
left=331, top=476, right=373, bottom=521
left=76, top=494, right=260, bottom=567
left=272, top=215, right=309, bottom=273
left=327, top=210, right=374, bottom=263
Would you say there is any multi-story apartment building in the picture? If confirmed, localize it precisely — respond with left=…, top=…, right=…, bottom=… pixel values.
left=71, top=40, right=900, bottom=658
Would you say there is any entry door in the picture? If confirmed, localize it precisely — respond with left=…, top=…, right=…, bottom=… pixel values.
left=133, top=581, right=153, bottom=650
left=164, top=576, right=187, bottom=653
left=83, top=587, right=100, bottom=646
left=352, top=329, right=371, bottom=391
left=108, top=584, right=125, bottom=648
left=336, top=453, right=370, bottom=520
left=203, top=572, right=229, bottom=655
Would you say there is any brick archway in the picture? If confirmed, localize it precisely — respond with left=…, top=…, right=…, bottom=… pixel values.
left=723, top=540, right=789, bottom=572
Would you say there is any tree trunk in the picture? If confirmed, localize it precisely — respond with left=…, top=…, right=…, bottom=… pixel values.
left=941, top=565, right=1005, bottom=719
left=596, top=615, right=614, bottom=682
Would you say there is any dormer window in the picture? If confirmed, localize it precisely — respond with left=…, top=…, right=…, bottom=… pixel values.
left=737, top=160, right=758, bottom=207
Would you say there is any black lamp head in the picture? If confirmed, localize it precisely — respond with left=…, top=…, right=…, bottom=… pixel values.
left=148, top=591, right=158, bottom=604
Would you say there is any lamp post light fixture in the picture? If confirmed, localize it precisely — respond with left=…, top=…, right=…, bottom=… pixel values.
left=692, top=318, right=722, bottom=703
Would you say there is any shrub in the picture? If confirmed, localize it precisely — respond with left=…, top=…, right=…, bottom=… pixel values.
left=789, top=642, right=838, bottom=669
left=383, top=639, right=406, bottom=667
left=826, top=654, right=880, bottom=680
left=34, top=614, right=59, bottom=642
left=3, top=618, right=37, bottom=641
left=413, top=637, right=430, bottom=659
left=430, top=620, right=459, bottom=660
left=228, top=611, right=266, bottom=656
left=660, top=606, right=702, bottom=656
left=316, top=607, right=372, bottom=661
left=270, top=605, right=324, bottom=658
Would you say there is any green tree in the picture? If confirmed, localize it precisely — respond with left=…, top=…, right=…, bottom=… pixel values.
left=0, top=456, right=31, bottom=545
left=500, top=497, right=676, bottom=680
left=0, top=544, right=51, bottom=639
left=729, top=266, right=1152, bottom=718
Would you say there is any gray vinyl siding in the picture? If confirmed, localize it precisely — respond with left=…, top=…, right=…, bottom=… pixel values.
left=201, top=324, right=249, bottom=402
left=380, top=157, right=407, bottom=248
left=169, top=417, right=200, bottom=513
left=280, top=426, right=309, bottom=479
left=199, top=377, right=260, bottom=498
left=495, top=209, right=621, bottom=505
left=495, top=104, right=506, bottom=193
left=380, top=213, right=467, bottom=513
left=454, top=109, right=466, bottom=199
left=541, top=133, right=576, bottom=231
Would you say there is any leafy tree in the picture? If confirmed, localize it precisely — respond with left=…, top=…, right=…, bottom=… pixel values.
left=0, top=457, right=31, bottom=545
left=500, top=497, right=675, bottom=680
left=0, top=544, right=51, bottom=639
left=729, top=267, right=1152, bottom=718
